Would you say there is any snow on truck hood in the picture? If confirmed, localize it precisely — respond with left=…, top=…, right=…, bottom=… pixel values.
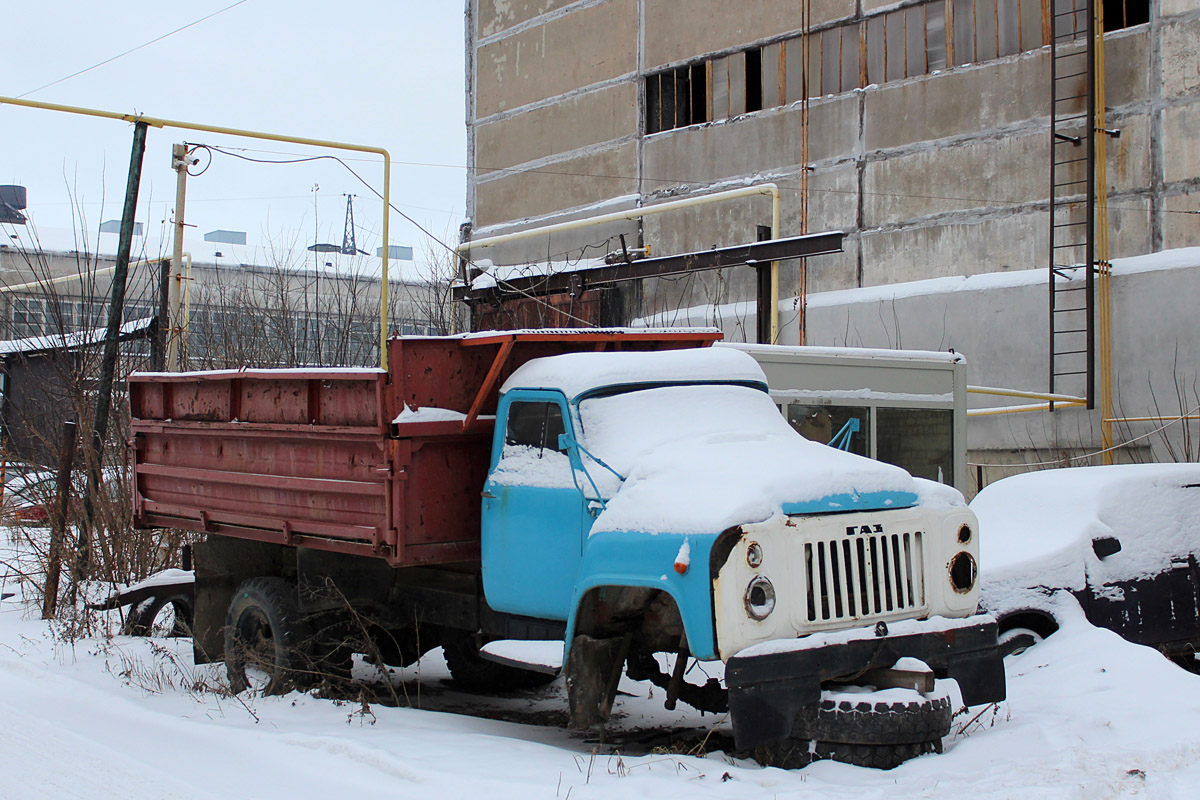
left=971, top=463, right=1200, bottom=590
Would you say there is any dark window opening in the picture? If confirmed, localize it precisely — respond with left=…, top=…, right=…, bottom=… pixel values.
left=691, top=63, right=707, bottom=123
left=643, top=0, right=1152, bottom=136
left=745, top=48, right=763, bottom=112
left=1105, top=0, right=1149, bottom=29
left=645, top=64, right=710, bottom=134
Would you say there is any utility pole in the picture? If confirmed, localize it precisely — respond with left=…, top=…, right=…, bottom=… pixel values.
left=166, top=143, right=192, bottom=371
left=76, top=120, right=148, bottom=585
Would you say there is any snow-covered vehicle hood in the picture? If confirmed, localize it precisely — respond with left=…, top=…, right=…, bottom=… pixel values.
left=971, top=464, right=1200, bottom=595
left=590, top=429, right=919, bottom=535
left=574, top=381, right=921, bottom=536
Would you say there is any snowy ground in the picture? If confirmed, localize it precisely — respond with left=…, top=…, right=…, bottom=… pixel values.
left=4, top=547, right=1200, bottom=797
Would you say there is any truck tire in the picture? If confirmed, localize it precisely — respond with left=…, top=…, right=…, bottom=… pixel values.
left=224, top=577, right=313, bottom=695
left=125, top=592, right=194, bottom=638
left=443, top=634, right=558, bottom=692
left=759, top=738, right=942, bottom=770
left=791, top=692, right=954, bottom=745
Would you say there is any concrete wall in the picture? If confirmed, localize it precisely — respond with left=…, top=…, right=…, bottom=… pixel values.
left=466, top=3, right=1200, bottom=295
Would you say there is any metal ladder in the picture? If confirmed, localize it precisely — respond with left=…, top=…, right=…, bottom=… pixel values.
left=1048, top=0, right=1095, bottom=409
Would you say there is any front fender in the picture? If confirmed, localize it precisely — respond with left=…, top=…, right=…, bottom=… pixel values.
left=563, top=530, right=720, bottom=661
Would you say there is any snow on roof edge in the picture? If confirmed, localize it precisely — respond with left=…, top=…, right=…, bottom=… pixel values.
left=0, top=316, right=154, bottom=357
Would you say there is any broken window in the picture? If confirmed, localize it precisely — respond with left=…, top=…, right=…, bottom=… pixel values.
left=1104, top=0, right=1149, bottom=29
left=645, top=63, right=710, bottom=134
left=745, top=48, right=764, bottom=112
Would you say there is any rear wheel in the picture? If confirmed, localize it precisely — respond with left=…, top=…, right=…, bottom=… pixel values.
left=224, top=577, right=313, bottom=695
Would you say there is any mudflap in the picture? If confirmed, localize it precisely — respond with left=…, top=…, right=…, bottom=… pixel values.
left=725, top=616, right=1006, bottom=750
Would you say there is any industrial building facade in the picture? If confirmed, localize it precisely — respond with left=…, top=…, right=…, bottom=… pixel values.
left=462, top=0, right=1200, bottom=485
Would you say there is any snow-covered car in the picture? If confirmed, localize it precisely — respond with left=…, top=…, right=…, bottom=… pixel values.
left=971, top=464, right=1200, bottom=671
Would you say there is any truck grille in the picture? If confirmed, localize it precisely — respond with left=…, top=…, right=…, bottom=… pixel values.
left=803, top=530, right=924, bottom=623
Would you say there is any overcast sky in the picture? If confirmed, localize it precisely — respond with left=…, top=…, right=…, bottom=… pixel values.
left=1, top=1, right=466, bottom=276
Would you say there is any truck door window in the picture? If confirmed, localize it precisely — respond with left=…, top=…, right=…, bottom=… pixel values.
left=787, top=405, right=870, bottom=458
left=505, top=401, right=567, bottom=454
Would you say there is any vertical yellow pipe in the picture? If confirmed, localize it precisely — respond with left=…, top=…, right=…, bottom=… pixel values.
left=1095, top=3, right=1113, bottom=464
left=769, top=187, right=781, bottom=343
left=380, top=157, right=391, bottom=371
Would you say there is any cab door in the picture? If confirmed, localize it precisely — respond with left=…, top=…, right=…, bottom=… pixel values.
left=481, top=391, right=587, bottom=619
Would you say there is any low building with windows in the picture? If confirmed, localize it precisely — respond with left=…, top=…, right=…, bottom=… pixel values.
left=0, top=244, right=446, bottom=369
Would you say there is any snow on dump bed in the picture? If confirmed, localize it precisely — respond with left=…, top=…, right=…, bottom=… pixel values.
left=577, top=383, right=918, bottom=535
left=971, top=464, right=1200, bottom=592
left=500, top=346, right=767, bottom=400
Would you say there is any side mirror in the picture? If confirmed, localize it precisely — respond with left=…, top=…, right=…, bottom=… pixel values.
left=1092, top=536, right=1122, bottom=559
left=558, top=433, right=575, bottom=451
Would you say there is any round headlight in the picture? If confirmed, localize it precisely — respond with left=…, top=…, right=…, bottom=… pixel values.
left=746, top=541, right=764, bottom=568
left=744, top=576, right=776, bottom=620
left=949, top=552, right=977, bottom=593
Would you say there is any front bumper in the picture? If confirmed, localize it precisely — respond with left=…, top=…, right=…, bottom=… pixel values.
left=725, top=614, right=1006, bottom=749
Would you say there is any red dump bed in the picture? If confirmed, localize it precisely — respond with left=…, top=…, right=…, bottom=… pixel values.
left=130, top=329, right=719, bottom=567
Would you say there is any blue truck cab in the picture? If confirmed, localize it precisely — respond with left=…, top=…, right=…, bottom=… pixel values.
left=478, top=346, right=1005, bottom=747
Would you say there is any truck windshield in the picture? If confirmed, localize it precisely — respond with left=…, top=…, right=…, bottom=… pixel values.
left=577, top=383, right=790, bottom=477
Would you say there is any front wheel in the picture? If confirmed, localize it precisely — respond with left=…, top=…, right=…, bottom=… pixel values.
left=998, top=626, right=1045, bottom=657
left=224, top=577, right=313, bottom=695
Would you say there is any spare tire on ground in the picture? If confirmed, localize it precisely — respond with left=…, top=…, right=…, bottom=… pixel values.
left=756, top=686, right=955, bottom=769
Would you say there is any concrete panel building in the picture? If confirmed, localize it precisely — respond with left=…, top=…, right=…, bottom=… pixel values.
left=462, top=1, right=1200, bottom=487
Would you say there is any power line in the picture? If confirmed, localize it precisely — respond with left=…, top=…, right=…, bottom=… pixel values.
left=18, top=1, right=251, bottom=98
left=204, top=144, right=1199, bottom=219
left=201, top=144, right=597, bottom=325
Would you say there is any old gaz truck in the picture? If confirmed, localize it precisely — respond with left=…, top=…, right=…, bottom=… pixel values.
left=129, top=329, right=1004, bottom=768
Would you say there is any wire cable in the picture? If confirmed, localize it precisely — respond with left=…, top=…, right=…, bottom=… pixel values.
left=203, top=143, right=599, bottom=327
left=18, top=1, right=252, bottom=99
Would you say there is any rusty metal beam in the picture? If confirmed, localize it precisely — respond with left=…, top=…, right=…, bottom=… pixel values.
left=463, top=231, right=844, bottom=302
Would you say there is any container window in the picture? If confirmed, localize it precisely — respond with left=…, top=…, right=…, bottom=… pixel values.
left=875, top=408, right=954, bottom=483
left=787, top=405, right=871, bottom=458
